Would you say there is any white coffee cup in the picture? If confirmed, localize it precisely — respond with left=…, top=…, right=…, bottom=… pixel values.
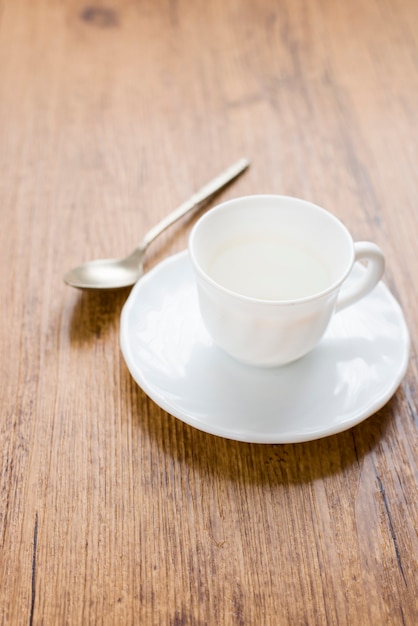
left=188, top=195, right=385, bottom=367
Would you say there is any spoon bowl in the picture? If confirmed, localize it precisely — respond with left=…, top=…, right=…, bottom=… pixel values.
left=63, top=255, right=144, bottom=290
left=63, top=158, right=249, bottom=290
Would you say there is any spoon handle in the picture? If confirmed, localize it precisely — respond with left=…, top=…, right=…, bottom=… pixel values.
left=138, top=157, right=250, bottom=250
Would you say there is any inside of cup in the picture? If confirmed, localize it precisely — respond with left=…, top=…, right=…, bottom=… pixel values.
left=190, top=195, right=354, bottom=300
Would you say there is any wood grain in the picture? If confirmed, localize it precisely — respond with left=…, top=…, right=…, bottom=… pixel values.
left=1, top=0, right=417, bottom=623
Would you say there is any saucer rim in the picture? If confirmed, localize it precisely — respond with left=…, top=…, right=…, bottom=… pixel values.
left=120, top=250, right=410, bottom=444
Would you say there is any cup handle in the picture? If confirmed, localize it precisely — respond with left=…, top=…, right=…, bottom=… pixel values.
left=335, top=242, right=385, bottom=312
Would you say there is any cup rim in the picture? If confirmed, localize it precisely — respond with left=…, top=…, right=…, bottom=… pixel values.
left=189, top=194, right=355, bottom=306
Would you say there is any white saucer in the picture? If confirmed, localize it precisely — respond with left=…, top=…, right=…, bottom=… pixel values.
left=120, top=251, right=410, bottom=443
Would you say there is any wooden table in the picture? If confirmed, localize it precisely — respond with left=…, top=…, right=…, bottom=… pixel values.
left=1, top=0, right=417, bottom=623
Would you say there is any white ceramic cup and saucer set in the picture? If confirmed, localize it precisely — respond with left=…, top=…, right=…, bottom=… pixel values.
left=121, top=195, right=410, bottom=443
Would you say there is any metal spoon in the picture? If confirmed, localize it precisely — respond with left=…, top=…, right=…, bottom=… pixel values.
left=63, top=158, right=250, bottom=289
